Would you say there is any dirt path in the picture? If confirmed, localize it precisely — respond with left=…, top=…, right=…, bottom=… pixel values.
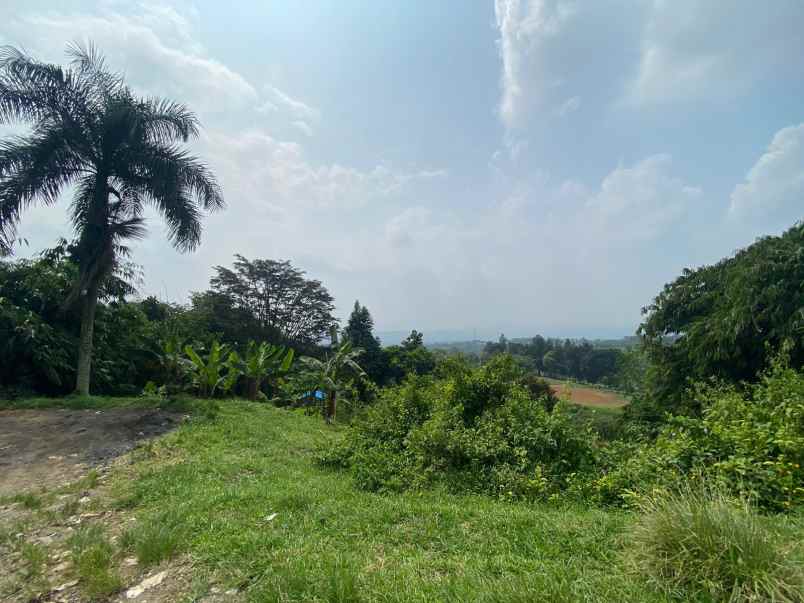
left=0, top=406, right=227, bottom=602
left=0, top=408, right=183, bottom=496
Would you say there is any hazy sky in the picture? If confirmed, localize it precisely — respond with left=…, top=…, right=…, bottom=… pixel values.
left=1, top=1, right=803, bottom=339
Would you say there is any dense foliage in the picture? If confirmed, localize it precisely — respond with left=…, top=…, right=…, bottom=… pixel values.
left=639, top=221, right=804, bottom=415
left=0, top=248, right=158, bottom=396
left=484, top=334, right=624, bottom=385
left=209, top=255, right=336, bottom=348
left=595, top=354, right=804, bottom=511
left=321, top=355, right=593, bottom=499
left=0, top=44, right=223, bottom=394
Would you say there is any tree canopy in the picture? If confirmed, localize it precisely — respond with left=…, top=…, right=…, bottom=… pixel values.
left=0, top=43, right=223, bottom=393
left=209, top=254, right=336, bottom=348
left=639, top=221, right=804, bottom=413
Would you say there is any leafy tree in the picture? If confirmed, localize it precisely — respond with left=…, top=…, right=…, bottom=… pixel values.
left=140, top=295, right=169, bottom=322
left=0, top=44, right=223, bottom=394
left=384, top=329, right=436, bottom=384
left=639, top=221, right=804, bottom=414
left=209, top=255, right=335, bottom=348
left=401, top=329, right=424, bottom=350
left=184, top=290, right=255, bottom=346
left=0, top=243, right=156, bottom=395
left=343, top=300, right=386, bottom=383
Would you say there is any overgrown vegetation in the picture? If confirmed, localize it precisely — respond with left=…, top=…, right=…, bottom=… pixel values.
left=628, top=487, right=803, bottom=601
left=1, top=42, right=803, bottom=603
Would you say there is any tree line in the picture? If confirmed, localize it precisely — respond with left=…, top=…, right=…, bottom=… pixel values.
left=483, top=334, right=623, bottom=385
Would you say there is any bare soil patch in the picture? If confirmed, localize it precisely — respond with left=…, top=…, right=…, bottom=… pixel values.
left=0, top=408, right=183, bottom=496
left=548, top=382, right=628, bottom=409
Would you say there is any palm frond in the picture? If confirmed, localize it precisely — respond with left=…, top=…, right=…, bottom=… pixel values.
left=120, top=141, right=223, bottom=251
left=139, top=97, right=199, bottom=142
left=0, top=127, right=84, bottom=253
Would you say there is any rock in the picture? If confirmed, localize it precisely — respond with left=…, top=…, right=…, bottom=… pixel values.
left=125, top=570, right=168, bottom=599
left=123, top=556, right=138, bottom=567
left=264, top=513, right=278, bottom=522
left=54, top=579, right=78, bottom=591
left=78, top=496, right=91, bottom=504
left=225, top=589, right=238, bottom=595
left=53, top=560, right=72, bottom=572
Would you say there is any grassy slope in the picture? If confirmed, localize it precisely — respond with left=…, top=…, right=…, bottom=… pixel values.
left=105, top=400, right=666, bottom=602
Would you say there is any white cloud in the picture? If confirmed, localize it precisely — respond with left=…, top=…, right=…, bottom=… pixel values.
left=729, top=124, right=804, bottom=222
left=258, top=85, right=321, bottom=136
left=199, top=130, right=445, bottom=213
left=3, top=9, right=258, bottom=113
left=291, top=121, right=314, bottom=137
left=385, top=207, right=435, bottom=248
left=628, top=1, right=804, bottom=105
left=263, top=85, right=320, bottom=123
left=494, top=0, right=578, bottom=129
left=585, top=154, right=702, bottom=242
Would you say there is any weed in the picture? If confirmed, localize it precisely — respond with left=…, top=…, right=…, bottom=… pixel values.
left=68, top=525, right=122, bottom=598
left=10, top=492, right=43, bottom=510
left=628, top=487, right=804, bottom=601
left=122, top=512, right=184, bottom=566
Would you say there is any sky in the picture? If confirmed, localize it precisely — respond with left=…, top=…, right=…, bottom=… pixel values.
left=1, top=1, right=803, bottom=342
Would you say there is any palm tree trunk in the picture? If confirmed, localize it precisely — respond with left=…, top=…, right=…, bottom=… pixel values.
left=75, top=283, right=99, bottom=396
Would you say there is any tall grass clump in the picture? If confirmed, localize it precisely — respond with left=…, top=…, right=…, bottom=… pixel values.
left=628, top=487, right=803, bottom=602
left=68, top=525, right=122, bottom=598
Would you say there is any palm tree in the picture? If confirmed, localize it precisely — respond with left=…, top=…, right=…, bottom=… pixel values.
left=300, top=340, right=366, bottom=423
left=0, top=43, right=224, bottom=395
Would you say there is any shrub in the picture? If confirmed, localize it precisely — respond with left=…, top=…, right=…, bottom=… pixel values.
left=320, top=357, right=597, bottom=499
left=595, top=355, right=804, bottom=510
left=628, top=487, right=804, bottom=602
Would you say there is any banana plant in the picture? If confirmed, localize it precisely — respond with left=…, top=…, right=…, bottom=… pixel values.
left=184, top=341, right=242, bottom=398
left=241, top=341, right=295, bottom=400
left=160, top=331, right=187, bottom=389
left=299, top=340, right=365, bottom=422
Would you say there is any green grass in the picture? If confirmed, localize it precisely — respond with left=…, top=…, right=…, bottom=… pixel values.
left=9, top=396, right=801, bottom=601
left=1, top=492, right=44, bottom=510
left=121, top=510, right=185, bottom=566
left=68, top=525, right=123, bottom=598
left=569, top=405, right=626, bottom=439
left=0, top=393, right=206, bottom=412
left=107, top=400, right=665, bottom=602
left=629, top=488, right=804, bottom=601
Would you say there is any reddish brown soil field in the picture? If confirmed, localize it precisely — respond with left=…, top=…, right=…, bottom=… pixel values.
left=548, top=381, right=628, bottom=408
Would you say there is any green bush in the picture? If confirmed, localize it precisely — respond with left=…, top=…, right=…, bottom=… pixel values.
left=628, top=487, right=803, bottom=602
left=320, top=355, right=597, bottom=499
left=595, top=355, right=804, bottom=510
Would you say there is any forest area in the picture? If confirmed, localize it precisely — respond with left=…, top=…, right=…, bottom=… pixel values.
left=0, top=43, right=803, bottom=603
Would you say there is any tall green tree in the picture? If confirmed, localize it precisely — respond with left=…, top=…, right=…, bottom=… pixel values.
left=639, top=221, right=804, bottom=415
left=343, top=300, right=385, bottom=383
left=209, top=255, right=336, bottom=348
left=0, top=44, right=223, bottom=394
